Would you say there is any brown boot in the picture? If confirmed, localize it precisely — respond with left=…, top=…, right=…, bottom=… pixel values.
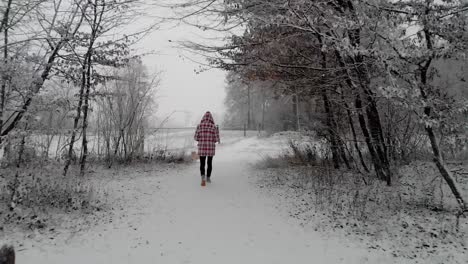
left=201, top=176, right=206, bottom=187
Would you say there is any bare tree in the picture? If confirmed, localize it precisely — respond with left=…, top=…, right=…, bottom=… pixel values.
left=62, top=0, right=149, bottom=176
left=96, top=60, right=159, bottom=166
left=0, top=0, right=87, bottom=138
left=367, top=0, right=468, bottom=210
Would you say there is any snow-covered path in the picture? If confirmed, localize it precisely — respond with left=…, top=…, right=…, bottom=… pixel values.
left=18, top=137, right=396, bottom=264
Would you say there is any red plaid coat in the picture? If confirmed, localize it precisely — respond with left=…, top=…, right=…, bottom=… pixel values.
left=194, top=112, right=220, bottom=156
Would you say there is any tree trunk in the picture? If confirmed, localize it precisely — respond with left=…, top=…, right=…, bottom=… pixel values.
left=247, top=84, right=251, bottom=130
left=63, top=56, right=87, bottom=176
left=44, top=110, right=54, bottom=158
left=334, top=49, right=385, bottom=179
left=261, top=99, right=266, bottom=131
left=355, top=94, right=386, bottom=180
left=338, top=141, right=351, bottom=169
left=344, top=99, right=369, bottom=172
left=426, top=125, right=466, bottom=210
left=317, top=38, right=341, bottom=168
left=335, top=0, right=391, bottom=184
left=113, top=130, right=124, bottom=160
left=10, top=132, right=26, bottom=210
left=349, top=36, right=391, bottom=183
left=322, top=90, right=341, bottom=169
left=363, top=88, right=391, bottom=185
left=66, top=0, right=99, bottom=176
left=79, top=50, right=93, bottom=176
left=419, top=24, right=467, bottom=210
left=0, top=0, right=13, bottom=33
left=96, top=112, right=101, bottom=158
left=294, top=86, right=300, bottom=131
left=0, top=0, right=12, bottom=144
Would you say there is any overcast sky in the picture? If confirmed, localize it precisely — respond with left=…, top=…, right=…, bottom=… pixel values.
left=133, top=5, right=228, bottom=128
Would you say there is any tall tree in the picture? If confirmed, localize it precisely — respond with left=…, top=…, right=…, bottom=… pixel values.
left=171, top=0, right=468, bottom=207
left=63, top=0, right=141, bottom=176
left=0, top=0, right=87, bottom=138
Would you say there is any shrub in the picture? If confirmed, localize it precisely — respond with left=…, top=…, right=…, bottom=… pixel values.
left=0, top=166, right=107, bottom=214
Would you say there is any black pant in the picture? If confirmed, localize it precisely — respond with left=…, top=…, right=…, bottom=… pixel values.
left=200, top=156, right=213, bottom=177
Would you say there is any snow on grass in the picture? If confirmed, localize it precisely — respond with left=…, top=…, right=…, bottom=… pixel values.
left=252, top=139, right=468, bottom=263
left=3, top=133, right=466, bottom=263
left=0, top=162, right=181, bottom=256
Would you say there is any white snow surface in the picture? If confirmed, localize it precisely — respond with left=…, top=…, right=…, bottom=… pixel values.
left=13, top=136, right=398, bottom=264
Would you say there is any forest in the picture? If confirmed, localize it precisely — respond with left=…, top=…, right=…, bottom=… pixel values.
left=174, top=0, right=468, bottom=211
left=1, top=0, right=468, bottom=263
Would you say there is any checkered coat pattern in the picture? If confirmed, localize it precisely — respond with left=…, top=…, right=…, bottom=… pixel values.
left=194, top=112, right=220, bottom=156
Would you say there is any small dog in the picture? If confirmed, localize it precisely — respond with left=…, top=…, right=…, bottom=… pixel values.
left=0, top=245, right=14, bottom=264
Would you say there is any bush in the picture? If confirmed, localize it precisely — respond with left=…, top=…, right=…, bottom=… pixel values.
left=1, top=144, right=38, bottom=167
left=256, top=137, right=327, bottom=169
left=288, top=139, right=321, bottom=165
left=0, top=166, right=107, bottom=213
left=145, top=146, right=190, bottom=164
left=257, top=161, right=467, bottom=244
left=256, top=154, right=289, bottom=169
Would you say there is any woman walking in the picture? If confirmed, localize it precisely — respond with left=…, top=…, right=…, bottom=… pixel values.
left=194, top=111, right=220, bottom=186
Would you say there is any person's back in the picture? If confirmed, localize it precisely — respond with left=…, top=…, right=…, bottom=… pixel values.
left=194, top=111, right=220, bottom=186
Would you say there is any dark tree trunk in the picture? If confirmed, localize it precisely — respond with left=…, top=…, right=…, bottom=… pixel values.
left=419, top=25, right=466, bottom=210
left=247, top=84, right=251, bottom=130
left=338, top=140, right=351, bottom=169
left=63, top=56, right=88, bottom=176
left=317, top=35, right=341, bottom=168
left=0, top=0, right=13, bottom=33
left=426, top=124, right=466, bottom=210
left=0, top=0, right=12, bottom=144
left=294, top=86, right=300, bottom=131
left=350, top=36, right=390, bottom=183
left=344, top=99, right=369, bottom=172
left=79, top=50, right=93, bottom=176
left=334, top=49, right=386, bottom=180
left=292, top=91, right=301, bottom=131
left=322, top=90, right=341, bottom=169
left=355, top=94, right=386, bottom=180
left=261, top=99, right=266, bottom=131
left=335, top=0, right=391, bottom=184
left=66, top=1, right=99, bottom=176
left=111, top=129, right=124, bottom=164
left=10, top=129, right=27, bottom=210
left=363, top=88, right=391, bottom=184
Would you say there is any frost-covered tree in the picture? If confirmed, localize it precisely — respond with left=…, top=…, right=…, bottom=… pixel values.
left=96, top=59, right=159, bottom=166
left=61, top=0, right=142, bottom=176
left=172, top=0, right=468, bottom=209
left=365, top=0, right=468, bottom=210
left=0, top=0, right=87, bottom=139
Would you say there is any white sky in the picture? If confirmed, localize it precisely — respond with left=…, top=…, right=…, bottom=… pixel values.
left=133, top=5, right=228, bottom=128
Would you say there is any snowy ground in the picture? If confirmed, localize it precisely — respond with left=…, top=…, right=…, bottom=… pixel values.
left=2, top=135, right=459, bottom=263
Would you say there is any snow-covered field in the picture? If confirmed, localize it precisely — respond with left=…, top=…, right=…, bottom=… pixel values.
left=27, top=129, right=259, bottom=159
left=1, top=134, right=466, bottom=263
left=143, top=129, right=261, bottom=153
